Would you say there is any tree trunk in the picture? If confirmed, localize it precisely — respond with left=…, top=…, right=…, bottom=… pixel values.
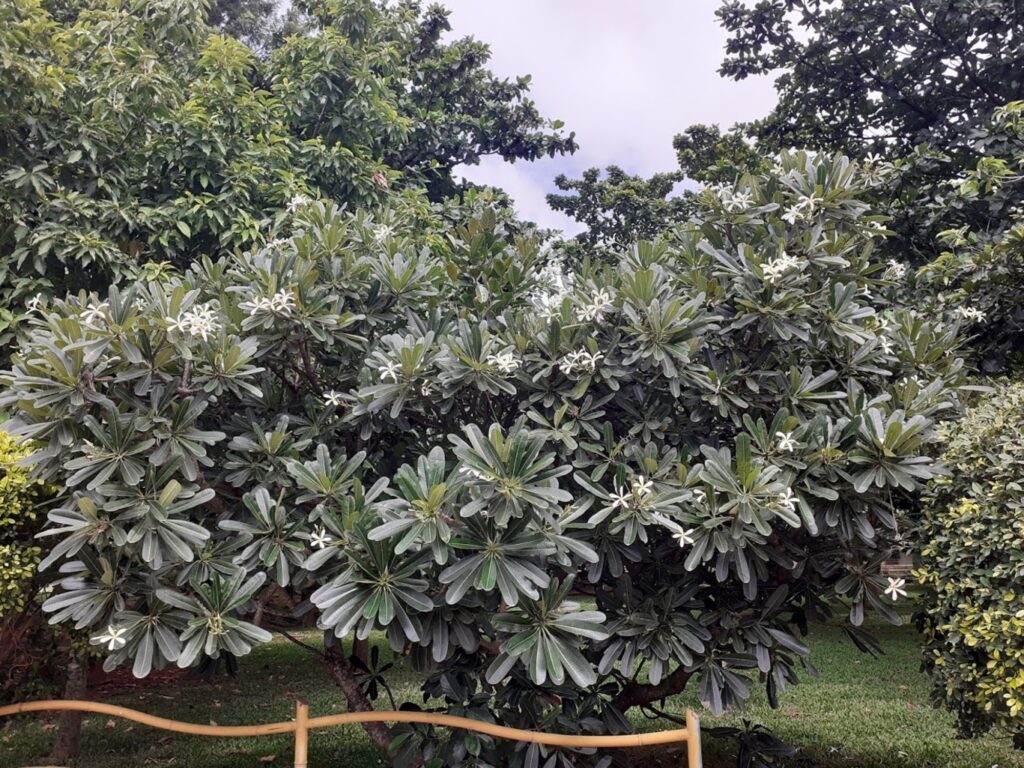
left=46, top=644, right=87, bottom=765
left=321, top=650, right=395, bottom=755
left=612, top=665, right=692, bottom=712
left=351, top=636, right=370, bottom=665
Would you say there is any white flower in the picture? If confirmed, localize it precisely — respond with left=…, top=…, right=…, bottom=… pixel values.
left=721, top=188, right=753, bottom=213
left=762, top=252, right=801, bottom=283
left=656, top=516, right=697, bottom=548
left=884, top=259, right=908, bottom=280
left=672, top=526, right=697, bottom=547
left=377, top=360, right=401, bottom=382
left=486, top=350, right=521, bottom=376
left=610, top=485, right=631, bottom=510
left=631, top=475, right=654, bottom=497
left=373, top=224, right=395, bottom=243
left=96, top=625, right=128, bottom=651
left=270, top=289, right=295, bottom=315
left=167, top=302, right=219, bottom=341
left=691, top=488, right=706, bottom=505
left=775, top=431, right=797, bottom=452
left=26, top=293, right=44, bottom=312
left=580, top=288, right=614, bottom=322
left=287, top=194, right=312, bottom=213
left=80, top=300, right=109, bottom=325
left=776, top=487, right=797, bottom=514
left=323, top=390, right=343, bottom=407
left=955, top=306, right=986, bottom=323
left=878, top=336, right=894, bottom=355
left=243, top=296, right=274, bottom=317
left=884, top=576, right=907, bottom=602
left=559, top=349, right=602, bottom=375
left=310, top=526, right=332, bottom=550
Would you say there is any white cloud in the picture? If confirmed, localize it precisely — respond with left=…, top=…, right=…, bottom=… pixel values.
left=443, top=0, right=779, bottom=235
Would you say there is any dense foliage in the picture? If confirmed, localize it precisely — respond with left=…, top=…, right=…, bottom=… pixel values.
left=0, top=0, right=574, bottom=348
left=0, top=430, right=60, bottom=702
left=918, top=380, right=1024, bottom=745
left=1, top=153, right=972, bottom=763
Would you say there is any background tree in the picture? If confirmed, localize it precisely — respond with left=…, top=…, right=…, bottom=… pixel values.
left=1, top=153, right=971, bottom=764
left=0, top=0, right=575, bottom=347
left=546, top=166, right=687, bottom=256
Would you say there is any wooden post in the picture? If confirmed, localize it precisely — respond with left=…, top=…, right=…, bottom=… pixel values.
left=293, top=699, right=309, bottom=768
left=686, top=709, right=702, bottom=768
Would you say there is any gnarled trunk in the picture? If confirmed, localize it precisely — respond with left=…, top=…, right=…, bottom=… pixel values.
left=321, top=649, right=396, bottom=756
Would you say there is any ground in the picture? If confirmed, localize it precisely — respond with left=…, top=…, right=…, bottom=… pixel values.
left=1, top=610, right=1021, bottom=768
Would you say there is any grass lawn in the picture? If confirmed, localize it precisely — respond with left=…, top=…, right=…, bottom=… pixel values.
left=1, top=611, right=1021, bottom=768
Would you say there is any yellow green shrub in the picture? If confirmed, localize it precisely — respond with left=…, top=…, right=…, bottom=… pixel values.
left=919, top=381, right=1024, bottom=739
left=0, top=430, right=48, bottom=617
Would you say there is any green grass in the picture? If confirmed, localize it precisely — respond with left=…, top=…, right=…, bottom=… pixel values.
left=2, top=615, right=1021, bottom=768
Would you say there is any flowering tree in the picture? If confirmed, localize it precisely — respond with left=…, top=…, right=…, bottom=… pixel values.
left=2, top=153, right=969, bottom=764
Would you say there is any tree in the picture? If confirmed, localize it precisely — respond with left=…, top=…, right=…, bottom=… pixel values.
left=0, top=0, right=574, bottom=347
left=546, top=166, right=688, bottom=256
left=716, top=0, right=1022, bottom=157
left=206, top=0, right=280, bottom=51
left=1, top=152, right=970, bottom=764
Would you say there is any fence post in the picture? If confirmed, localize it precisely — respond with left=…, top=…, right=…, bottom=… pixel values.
left=686, top=709, right=702, bottom=768
left=293, top=699, right=309, bottom=768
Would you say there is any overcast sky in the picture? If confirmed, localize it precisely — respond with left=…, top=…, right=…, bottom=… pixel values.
left=440, top=1, right=779, bottom=234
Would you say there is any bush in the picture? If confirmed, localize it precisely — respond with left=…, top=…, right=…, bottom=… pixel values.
left=0, top=428, right=61, bottom=702
left=918, top=380, right=1024, bottom=742
left=0, top=152, right=971, bottom=764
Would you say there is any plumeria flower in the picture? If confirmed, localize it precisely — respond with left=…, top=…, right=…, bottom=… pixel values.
left=656, top=515, right=697, bottom=547
left=270, top=289, right=295, bottom=315
left=884, top=259, right=908, bottom=280
left=560, top=349, right=603, bottom=375
left=323, top=390, right=343, bottom=407
left=378, top=360, right=401, bottom=382
left=631, top=475, right=654, bottom=497
left=579, top=288, right=614, bottom=322
left=373, top=224, right=395, bottom=243
left=96, top=625, right=128, bottom=651
left=762, top=252, right=802, bottom=283
left=610, top=485, right=632, bottom=510
left=776, top=487, right=797, bottom=514
left=955, top=306, right=986, bottom=323
left=309, top=526, right=332, bottom=550
left=884, top=576, right=908, bottom=602
left=486, top=350, right=521, bottom=376
left=287, top=194, right=312, bottom=213
left=775, top=431, right=797, bottom=452
left=80, top=301, right=109, bottom=325
left=878, top=336, right=894, bottom=355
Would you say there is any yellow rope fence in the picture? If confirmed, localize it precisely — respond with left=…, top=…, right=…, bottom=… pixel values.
left=0, top=699, right=703, bottom=767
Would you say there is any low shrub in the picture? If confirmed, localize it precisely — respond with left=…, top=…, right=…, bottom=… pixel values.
left=918, top=379, right=1024, bottom=742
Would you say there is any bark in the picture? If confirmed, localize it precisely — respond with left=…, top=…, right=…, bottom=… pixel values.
left=321, top=651, right=396, bottom=755
left=46, top=644, right=87, bottom=765
left=612, top=666, right=692, bottom=712
left=351, top=636, right=369, bottom=665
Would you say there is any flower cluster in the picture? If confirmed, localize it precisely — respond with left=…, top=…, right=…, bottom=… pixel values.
left=559, top=348, right=603, bottom=375
left=166, top=303, right=218, bottom=341
left=955, top=305, right=986, bottom=323
left=762, top=252, right=802, bottom=283
left=782, top=194, right=824, bottom=225
left=242, top=289, right=296, bottom=318
left=884, top=260, right=908, bottom=280
left=486, top=350, right=522, bottom=376
left=579, top=288, right=614, bottom=322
